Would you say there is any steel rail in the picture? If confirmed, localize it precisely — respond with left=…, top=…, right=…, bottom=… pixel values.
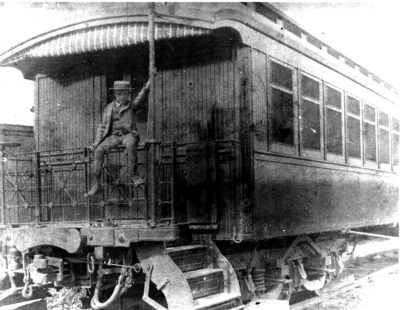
left=0, top=298, right=42, bottom=310
left=346, top=229, right=399, bottom=240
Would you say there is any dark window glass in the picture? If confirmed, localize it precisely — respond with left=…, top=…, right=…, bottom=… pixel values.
left=347, top=96, right=360, bottom=115
left=347, top=116, right=361, bottom=158
left=326, top=109, right=343, bottom=154
left=393, top=134, right=399, bottom=166
left=301, top=75, right=319, bottom=100
left=326, top=87, right=341, bottom=109
left=271, top=61, right=292, bottom=90
left=379, top=129, right=390, bottom=164
left=364, top=122, right=376, bottom=161
left=284, top=20, right=301, bottom=37
left=392, top=118, right=400, bottom=132
left=379, top=112, right=389, bottom=127
left=364, top=105, right=375, bottom=122
left=255, top=3, right=278, bottom=23
left=307, top=35, right=322, bottom=49
left=271, top=88, right=294, bottom=145
left=302, top=100, right=320, bottom=150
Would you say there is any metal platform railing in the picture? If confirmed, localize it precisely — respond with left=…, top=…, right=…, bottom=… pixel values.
left=0, top=140, right=238, bottom=227
left=0, top=145, right=155, bottom=225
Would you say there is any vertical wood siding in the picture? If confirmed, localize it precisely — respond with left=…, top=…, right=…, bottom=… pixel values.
left=157, top=60, right=236, bottom=143
left=37, top=75, right=104, bottom=151
left=237, top=47, right=255, bottom=236
left=156, top=57, right=239, bottom=236
left=251, top=49, right=268, bottom=153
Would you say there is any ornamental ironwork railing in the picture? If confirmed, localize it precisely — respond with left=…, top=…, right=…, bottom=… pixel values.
left=0, top=140, right=238, bottom=227
left=0, top=145, right=163, bottom=225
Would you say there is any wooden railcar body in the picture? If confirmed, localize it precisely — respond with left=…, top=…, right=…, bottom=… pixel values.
left=0, top=124, right=34, bottom=155
left=0, top=3, right=398, bottom=309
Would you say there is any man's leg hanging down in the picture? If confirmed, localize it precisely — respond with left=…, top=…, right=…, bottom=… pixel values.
left=84, top=136, right=120, bottom=197
left=123, top=133, right=143, bottom=187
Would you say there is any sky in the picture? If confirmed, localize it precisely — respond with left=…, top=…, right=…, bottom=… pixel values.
left=0, top=1, right=399, bottom=126
left=272, top=1, right=400, bottom=89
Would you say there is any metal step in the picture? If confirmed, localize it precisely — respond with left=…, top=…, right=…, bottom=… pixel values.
left=185, top=268, right=225, bottom=299
left=184, top=268, right=224, bottom=279
left=167, top=244, right=210, bottom=272
left=164, top=242, right=243, bottom=310
left=193, top=292, right=242, bottom=310
left=166, top=244, right=207, bottom=253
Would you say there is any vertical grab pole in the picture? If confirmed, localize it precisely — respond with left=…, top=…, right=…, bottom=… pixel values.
left=84, top=148, right=90, bottom=222
left=147, top=2, right=157, bottom=227
left=171, top=142, right=176, bottom=223
left=0, top=147, right=5, bottom=225
left=35, top=152, right=42, bottom=223
left=148, top=2, right=156, bottom=138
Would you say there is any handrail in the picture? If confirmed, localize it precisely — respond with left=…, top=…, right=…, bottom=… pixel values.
left=160, top=139, right=239, bottom=147
left=5, top=141, right=237, bottom=159
left=1, top=140, right=236, bottom=225
left=1, top=147, right=6, bottom=225
left=35, top=152, right=41, bottom=222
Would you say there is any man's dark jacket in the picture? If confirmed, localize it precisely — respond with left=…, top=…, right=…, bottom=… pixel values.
left=93, top=82, right=149, bottom=148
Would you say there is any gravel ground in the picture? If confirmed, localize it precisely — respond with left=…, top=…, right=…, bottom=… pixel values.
left=306, top=263, right=399, bottom=310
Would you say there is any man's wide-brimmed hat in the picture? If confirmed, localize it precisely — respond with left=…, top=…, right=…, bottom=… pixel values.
left=110, top=80, right=133, bottom=90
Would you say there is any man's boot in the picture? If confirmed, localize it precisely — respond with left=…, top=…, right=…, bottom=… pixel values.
left=84, top=181, right=102, bottom=197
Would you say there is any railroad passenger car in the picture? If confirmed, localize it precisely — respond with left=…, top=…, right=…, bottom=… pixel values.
left=0, top=3, right=398, bottom=309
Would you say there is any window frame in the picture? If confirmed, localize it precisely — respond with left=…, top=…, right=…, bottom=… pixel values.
left=377, top=108, right=391, bottom=171
left=345, top=92, right=363, bottom=166
left=323, top=82, right=345, bottom=163
left=362, top=102, right=378, bottom=169
left=299, top=71, right=323, bottom=160
left=268, top=57, right=298, bottom=156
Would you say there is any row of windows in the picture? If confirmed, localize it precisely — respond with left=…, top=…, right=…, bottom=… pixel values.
left=267, top=59, right=399, bottom=170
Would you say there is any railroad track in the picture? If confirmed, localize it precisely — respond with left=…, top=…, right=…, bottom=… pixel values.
left=290, top=250, right=399, bottom=310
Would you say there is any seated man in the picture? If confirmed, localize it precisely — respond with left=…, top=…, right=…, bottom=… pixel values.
left=84, top=79, right=150, bottom=197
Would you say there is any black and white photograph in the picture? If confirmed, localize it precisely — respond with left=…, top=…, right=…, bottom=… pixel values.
left=0, top=2, right=398, bottom=310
